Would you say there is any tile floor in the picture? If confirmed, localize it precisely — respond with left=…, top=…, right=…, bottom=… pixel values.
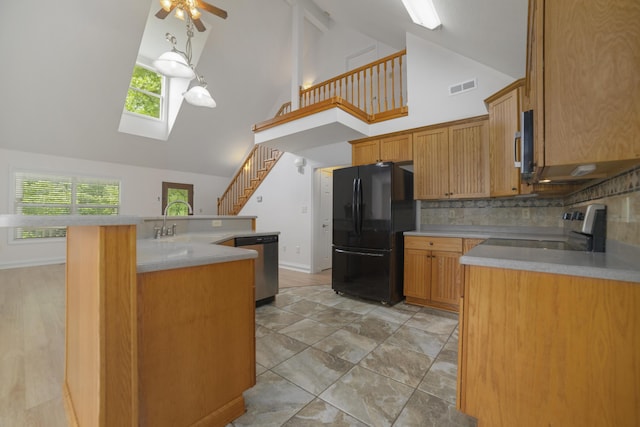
left=231, top=284, right=477, bottom=427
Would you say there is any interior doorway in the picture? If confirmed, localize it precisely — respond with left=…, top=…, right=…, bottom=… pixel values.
left=318, top=168, right=333, bottom=271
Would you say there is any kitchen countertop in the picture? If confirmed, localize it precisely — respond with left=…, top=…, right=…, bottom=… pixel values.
left=0, top=215, right=277, bottom=274
left=0, top=214, right=141, bottom=227
left=137, top=231, right=279, bottom=273
left=406, top=226, right=640, bottom=283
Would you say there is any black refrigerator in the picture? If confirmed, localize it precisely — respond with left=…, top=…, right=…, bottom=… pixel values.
left=332, top=162, right=415, bottom=305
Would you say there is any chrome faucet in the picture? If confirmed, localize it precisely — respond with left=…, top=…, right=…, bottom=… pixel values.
left=159, top=200, right=193, bottom=237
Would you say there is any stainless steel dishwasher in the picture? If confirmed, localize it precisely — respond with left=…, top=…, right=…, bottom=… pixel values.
left=234, top=235, right=279, bottom=304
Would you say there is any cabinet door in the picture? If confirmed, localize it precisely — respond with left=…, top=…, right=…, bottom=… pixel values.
left=352, top=140, right=380, bottom=166
left=430, top=251, right=463, bottom=308
left=403, top=248, right=431, bottom=299
left=449, top=121, right=490, bottom=199
left=524, top=0, right=545, bottom=173
left=544, top=0, right=640, bottom=166
left=413, top=128, right=450, bottom=199
left=489, top=88, right=521, bottom=197
left=380, top=134, right=413, bottom=162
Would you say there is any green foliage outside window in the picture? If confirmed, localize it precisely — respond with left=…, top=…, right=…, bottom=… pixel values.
left=15, top=173, right=121, bottom=239
left=167, top=188, right=190, bottom=216
left=125, top=65, right=162, bottom=119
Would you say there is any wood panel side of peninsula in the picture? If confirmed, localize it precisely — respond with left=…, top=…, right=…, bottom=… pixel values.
left=63, top=224, right=256, bottom=427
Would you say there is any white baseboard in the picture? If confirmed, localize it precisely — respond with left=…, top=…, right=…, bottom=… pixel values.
left=0, top=257, right=65, bottom=270
left=278, top=262, right=311, bottom=273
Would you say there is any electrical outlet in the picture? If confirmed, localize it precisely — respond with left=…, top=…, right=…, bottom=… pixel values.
left=296, top=246, right=300, bottom=254
left=301, top=206, right=308, bottom=214
left=211, top=220, right=222, bottom=227
left=448, top=210, right=456, bottom=218
left=522, top=208, right=530, bottom=219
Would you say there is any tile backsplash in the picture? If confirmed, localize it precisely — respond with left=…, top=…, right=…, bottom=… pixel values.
left=419, top=165, right=640, bottom=246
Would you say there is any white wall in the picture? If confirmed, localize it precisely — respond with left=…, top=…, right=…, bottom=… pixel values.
left=240, top=152, right=323, bottom=272
left=305, top=19, right=397, bottom=87
left=0, top=148, right=229, bottom=269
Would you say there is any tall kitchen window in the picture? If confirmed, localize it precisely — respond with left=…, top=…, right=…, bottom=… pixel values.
left=13, top=172, right=121, bottom=240
left=124, top=64, right=163, bottom=119
left=162, top=182, right=194, bottom=215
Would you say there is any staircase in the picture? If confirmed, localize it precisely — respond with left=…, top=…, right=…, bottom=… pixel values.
left=217, top=145, right=283, bottom=215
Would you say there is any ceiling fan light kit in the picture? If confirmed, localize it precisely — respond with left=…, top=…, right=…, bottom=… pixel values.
left=152, top=0, right=227, bottom=108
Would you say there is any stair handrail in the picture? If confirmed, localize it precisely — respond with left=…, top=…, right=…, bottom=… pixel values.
left=217, top=144, right=283, bottom=215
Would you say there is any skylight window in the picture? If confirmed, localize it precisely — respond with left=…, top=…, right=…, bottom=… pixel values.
left=125, top=64, right=164, bottom=119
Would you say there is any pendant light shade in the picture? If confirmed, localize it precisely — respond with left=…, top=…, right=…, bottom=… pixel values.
left=153, top=51, right=195, bottom=79
left=183, top=85, right=216, bottom=108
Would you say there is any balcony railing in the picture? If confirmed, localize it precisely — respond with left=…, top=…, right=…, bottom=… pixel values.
left=253, top=49, right=407, bottom=132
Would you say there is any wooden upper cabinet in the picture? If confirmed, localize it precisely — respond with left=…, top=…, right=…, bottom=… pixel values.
left=448, top=120, right=490, bottom=199
left=414, top=119, right=489, bottom=200
left=486, top=80, right=524, bottom=197
left=351, top=134, right=413, bottom=166
left=379, top=134, right=413, bottom=163
left=352, top=139, right=380, bottom=166
left=413, top=127, right=450, bottom=199
left=527, top=0, right=640, bottom=179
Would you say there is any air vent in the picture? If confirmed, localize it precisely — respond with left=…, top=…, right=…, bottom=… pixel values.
left=449, top=78, right=477, bottom=96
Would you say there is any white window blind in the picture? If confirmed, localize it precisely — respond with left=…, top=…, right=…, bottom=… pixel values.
left=14, top=172, right=121, bottom=239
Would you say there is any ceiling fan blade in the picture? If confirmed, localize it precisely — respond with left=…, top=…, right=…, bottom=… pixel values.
left=196, top=1, right=228, bottom=19
left=155, top=5, right=175, bottom=19
left=193, top=18, right=206, bottom=32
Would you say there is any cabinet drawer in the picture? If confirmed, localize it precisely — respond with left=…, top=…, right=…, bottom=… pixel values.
left=405, top=236, right=463, bottom=252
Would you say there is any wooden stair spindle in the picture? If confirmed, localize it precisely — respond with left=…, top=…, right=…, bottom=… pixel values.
left=217, top=145, right=283, bottom=215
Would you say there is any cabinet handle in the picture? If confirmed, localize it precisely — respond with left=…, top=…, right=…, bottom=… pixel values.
left=429, top=242, right=433, bottom=246
left=512, top=187, right=517, bottom=191
left=514, top=131, right=522, bottom=167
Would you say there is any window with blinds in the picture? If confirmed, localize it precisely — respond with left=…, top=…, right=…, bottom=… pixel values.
left=14, top=172, right=121, bottom=239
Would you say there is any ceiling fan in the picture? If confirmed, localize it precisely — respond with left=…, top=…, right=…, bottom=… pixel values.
left=155, top=0, right=228, bottom=32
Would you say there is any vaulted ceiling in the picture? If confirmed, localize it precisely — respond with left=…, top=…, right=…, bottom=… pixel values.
left=0, top=0, right=527, bottom=177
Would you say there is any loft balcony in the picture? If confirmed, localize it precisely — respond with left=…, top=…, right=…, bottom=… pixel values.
left=253, top=50, right=408, bottom=152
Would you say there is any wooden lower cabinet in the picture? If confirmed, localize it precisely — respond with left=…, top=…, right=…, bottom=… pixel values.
left=137, top=260, right=256, bottom=427
left=458, top=266, right=640, bottom=426
left=403, top=236, right=467, bottom=312
left=63, top=224, right=256, bottom=427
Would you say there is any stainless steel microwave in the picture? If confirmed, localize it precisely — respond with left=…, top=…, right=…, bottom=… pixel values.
left=515, top=109, right=534, bottom=182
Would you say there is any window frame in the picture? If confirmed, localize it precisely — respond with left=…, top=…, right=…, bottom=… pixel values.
left=12, top=170, right=122, bottom=242
left=162, top=181, right=194, bottom=216
left=124, top=62, right=165, bottom=122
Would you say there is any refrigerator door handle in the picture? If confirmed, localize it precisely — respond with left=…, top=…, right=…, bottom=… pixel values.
left=335, top=248, right=385, bottom=257
left=351, top=178, right=358, bottom=234
left=356, top=177, right=363, bottom=235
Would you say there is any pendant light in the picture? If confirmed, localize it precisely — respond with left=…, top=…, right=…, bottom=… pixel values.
left=152, top=15, right=216, bottom=108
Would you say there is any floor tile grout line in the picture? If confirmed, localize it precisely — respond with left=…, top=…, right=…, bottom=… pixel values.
left=255, top=285, right=464, bottom=426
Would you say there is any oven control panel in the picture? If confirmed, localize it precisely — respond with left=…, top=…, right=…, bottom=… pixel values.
left=562, top=204, right=606, bottom=234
